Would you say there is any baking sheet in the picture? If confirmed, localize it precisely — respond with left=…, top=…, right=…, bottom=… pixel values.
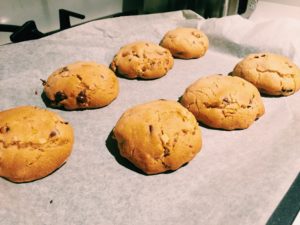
left=0, top=10, right=300, bottom=225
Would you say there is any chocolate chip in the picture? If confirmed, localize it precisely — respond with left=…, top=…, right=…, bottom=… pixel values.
left=162, top=161, right=170, bottom=169
left=0, top=125, right=10, bottom=133
left=122, top=52, right=130, bottom=57
left=54, top=91, right=68, bottom=103
left=34, top=90, right=38, bottom=95
left=149, top=125, right=153, bottom=133
left=191, top=31, right=201, bottom=38
left=40, top=79, right=47, bottom=86
left=76, top=91, right=87, bottom=104
left=282, top=88, right=293, bottom=92
left=164, top=148, right=170, bottom=157
left=249, top=94, right=255, bottom=104
left=254, top=56, right=259, bottom=59
left=49, top=131, right=56, bottom=138
left=64, top=122, right=69, bottom=125
left=60, top=67, right=69, bottom=73
left=223, top=97, right=230, bottom=104
left=132, top=51, right=139, bottom=58
left=76, top=74, right=82, bottom=81
left=50, top=200, right=53, bottom=204
left=261, top=54, right=266, bottom=57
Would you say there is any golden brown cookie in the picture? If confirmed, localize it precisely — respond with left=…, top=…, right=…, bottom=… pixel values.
left=0, top=106, right=74, bottom=182
left=110, top=41, right=174, bottom=79
left=232, top=53, right=300, bottom=96
left=113, top=100, right=202, bottom=174
left=43, top=61, right=119, bottom=110
left=180, top=75, right=265, bottom=130
left=160, top=27, right=209, bottom=59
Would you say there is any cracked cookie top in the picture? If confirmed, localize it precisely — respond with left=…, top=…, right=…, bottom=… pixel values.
left=110, top=41, right=174, bottom=79
left=180, top=75, right=265, bottom=130
left=0, top=106, right=74, bottom=182
left=43, top=61, right=119, bottom=110
left=113, top=100, right=202, bottom=174
left=160, top=27, right=209, bottom=59
left=232, top=53, right=300, bottom=96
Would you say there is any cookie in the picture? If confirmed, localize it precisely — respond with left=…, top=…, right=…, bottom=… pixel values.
left=0, top=106, right=74, bottom=182
left=180, top=75, right=265, bottom=130
left=232, top=53, right=300, bottom=96
left=113, top=100, right=202, bottom=174
left=110, top=41, right=174, bottom=79
left=160, top=27, right=209, bottom=59
left=43, top=61, right=119, bottom=110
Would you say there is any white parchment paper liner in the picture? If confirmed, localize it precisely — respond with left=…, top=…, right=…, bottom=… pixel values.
left=0, top=10, right=299, bottom=225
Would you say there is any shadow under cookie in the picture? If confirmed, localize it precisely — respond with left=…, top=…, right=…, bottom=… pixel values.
left=106, top=130, right=145, bottom=175
left=113, top=72, right=166, bottom=81
left=105, top=130, right=181, bottom=176
left=1, top=162, right=67, bottom=184
left=196, top=121, right=244, bottom=131
left=112, top=66, right=169, bottom=81
left=260, top=93, right=286, bottom=98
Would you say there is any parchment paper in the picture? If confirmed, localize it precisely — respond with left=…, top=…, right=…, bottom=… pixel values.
left=0, top=10, right=299, bottom=225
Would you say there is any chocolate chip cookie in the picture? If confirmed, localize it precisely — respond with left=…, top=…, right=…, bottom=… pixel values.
left=110, top=41, right=174, bottom=79
left=43, top=61, right=119, bottom=110
left=160, top=27, right=209, bottom=59
left=180, top=75, right=265, bottom=130
left=113, top=100, right=202, bottom=174
left=0, top=106, right=74, bottom=182
left=232, top=53, right=300, bottom=96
